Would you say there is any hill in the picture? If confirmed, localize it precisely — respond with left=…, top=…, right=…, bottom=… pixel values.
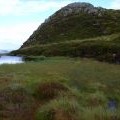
left=20, top=2, right=120, bottom=48
left=11, top=2, right=120, bottom=63
left=0, top=50, right=9, bottom=55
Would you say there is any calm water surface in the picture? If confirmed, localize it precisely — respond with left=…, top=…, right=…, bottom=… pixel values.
left=0, top=56, right=24, bottom=64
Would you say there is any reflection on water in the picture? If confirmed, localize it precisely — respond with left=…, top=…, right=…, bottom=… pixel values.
left=0, top=56, right=24, bottom=64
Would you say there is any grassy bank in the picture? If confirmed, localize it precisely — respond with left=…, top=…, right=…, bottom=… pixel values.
left=11, top=33, right=120, bottom=63
left=0, top=57, right=120, bottom=120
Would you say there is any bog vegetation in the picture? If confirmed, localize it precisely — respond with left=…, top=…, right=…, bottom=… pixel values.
left=0, top=57, right=120, bottom=120
left=12, top=33, right=120, bottom=63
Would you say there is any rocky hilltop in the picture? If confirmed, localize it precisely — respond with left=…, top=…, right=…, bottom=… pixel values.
left=20, top=2, right=120, bottom=48
left=44, top=2, right=105, bottom=21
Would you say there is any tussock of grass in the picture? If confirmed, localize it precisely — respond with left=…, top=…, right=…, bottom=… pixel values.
left=24, top=55, right=46, bottom=61
left=36, top=97, right=80, bottom=120
left=85, top=91, right=107, bottom=107
left=34, top=81, right=69, bottom=100
left=0, top=85, right=36, bottom=120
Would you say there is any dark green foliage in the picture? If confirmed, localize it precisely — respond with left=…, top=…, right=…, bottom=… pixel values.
left=36, top=109, right=54, bottom=120
left=11, top=33, right=120, bottom=63
left=24, top=56, right=46, bottom=61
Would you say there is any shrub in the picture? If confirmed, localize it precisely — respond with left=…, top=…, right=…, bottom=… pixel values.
left=24, top=55, right=46, bottom=61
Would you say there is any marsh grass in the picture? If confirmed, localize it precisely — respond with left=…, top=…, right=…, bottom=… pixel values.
left=82, top=106, right=120, bottom=120
left=33, top=81, right=69, bottom=100
left=36, top=97, right=80, bottom=120
left=0, top=84, right=36, bottom=120
left=0, top=57, right=120, bottom=119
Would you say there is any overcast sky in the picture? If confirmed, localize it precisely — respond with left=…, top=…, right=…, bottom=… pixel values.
left=0, top=0, right=120, bottom=50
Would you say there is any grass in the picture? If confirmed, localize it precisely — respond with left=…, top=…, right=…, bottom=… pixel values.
left=36, top=97, right=80, bottom=120
left=81, top=106, right=120, bottom=120
left=0, top=57, right=120, bottom=120
left=11, top=33, right=120, bottom=63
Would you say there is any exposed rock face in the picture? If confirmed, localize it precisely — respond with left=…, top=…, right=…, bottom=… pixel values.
left=44, top=2, right=105, bottom=23
left=20, top=2, right=120, bottom=49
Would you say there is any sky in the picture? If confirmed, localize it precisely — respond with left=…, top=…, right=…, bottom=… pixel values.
left=0, top=0, right=120, bottom=50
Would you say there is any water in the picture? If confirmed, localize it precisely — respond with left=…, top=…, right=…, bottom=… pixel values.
left=0, top=56, right=24, bottom=64
left=108, top=100, right=118, bottom=111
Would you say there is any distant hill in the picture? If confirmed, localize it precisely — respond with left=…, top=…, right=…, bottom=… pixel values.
left=11, top=2, right=120, bottom=63
left=0, top=50, right=9, bottom=54
left=20, top=2, right=120, bottom=48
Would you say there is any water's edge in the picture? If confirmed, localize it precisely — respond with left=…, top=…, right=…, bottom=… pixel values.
left=0, top=55, right=24, bottom=64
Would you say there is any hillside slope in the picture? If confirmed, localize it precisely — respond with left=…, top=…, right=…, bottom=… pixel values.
left=21, top=2, right=120, bottom=48
left=11, top=33, right=120, bottom=63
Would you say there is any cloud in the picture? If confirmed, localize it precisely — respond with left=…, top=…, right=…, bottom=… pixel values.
left=0, top=0, right=79, bottom=50
left=111, top=0, right=120, bottom=9
left=0, top=21, right=41, bottom=49
left=0, top=0, right=18, bottom=15
left=0, top=0, right=76, bottom=16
